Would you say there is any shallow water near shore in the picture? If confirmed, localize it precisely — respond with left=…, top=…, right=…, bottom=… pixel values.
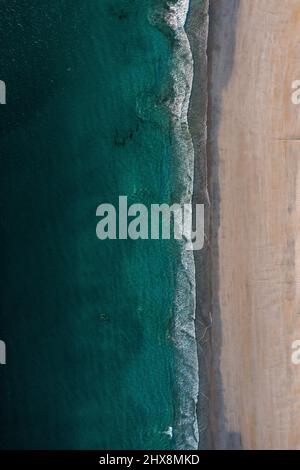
left=0, top=0, right=200, bottom=449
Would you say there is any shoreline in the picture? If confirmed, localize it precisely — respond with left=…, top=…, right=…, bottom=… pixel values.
left=186, top=0, right=210, bottom=450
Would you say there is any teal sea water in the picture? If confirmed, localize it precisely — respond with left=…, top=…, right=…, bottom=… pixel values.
left=0, top=0, right=198, bottom=449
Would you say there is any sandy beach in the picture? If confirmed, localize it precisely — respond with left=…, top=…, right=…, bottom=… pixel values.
left=209, top=0, right=300, bottom=450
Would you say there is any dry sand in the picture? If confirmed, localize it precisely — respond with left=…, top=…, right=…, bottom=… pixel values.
left=209, top=0, right=300, bottom=450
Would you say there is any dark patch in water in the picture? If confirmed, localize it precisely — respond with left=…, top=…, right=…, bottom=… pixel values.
left=113, top=123, right=139, bottom=147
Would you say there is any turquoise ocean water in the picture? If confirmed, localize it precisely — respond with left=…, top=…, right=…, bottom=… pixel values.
left=0, top=0, right=198, bottom=449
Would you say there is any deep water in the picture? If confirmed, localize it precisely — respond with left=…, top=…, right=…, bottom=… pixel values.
left=0, top=0, right=197, bottom=450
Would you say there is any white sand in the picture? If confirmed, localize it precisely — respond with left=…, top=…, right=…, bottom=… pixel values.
left=209, top=0, right=300, bottom=450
